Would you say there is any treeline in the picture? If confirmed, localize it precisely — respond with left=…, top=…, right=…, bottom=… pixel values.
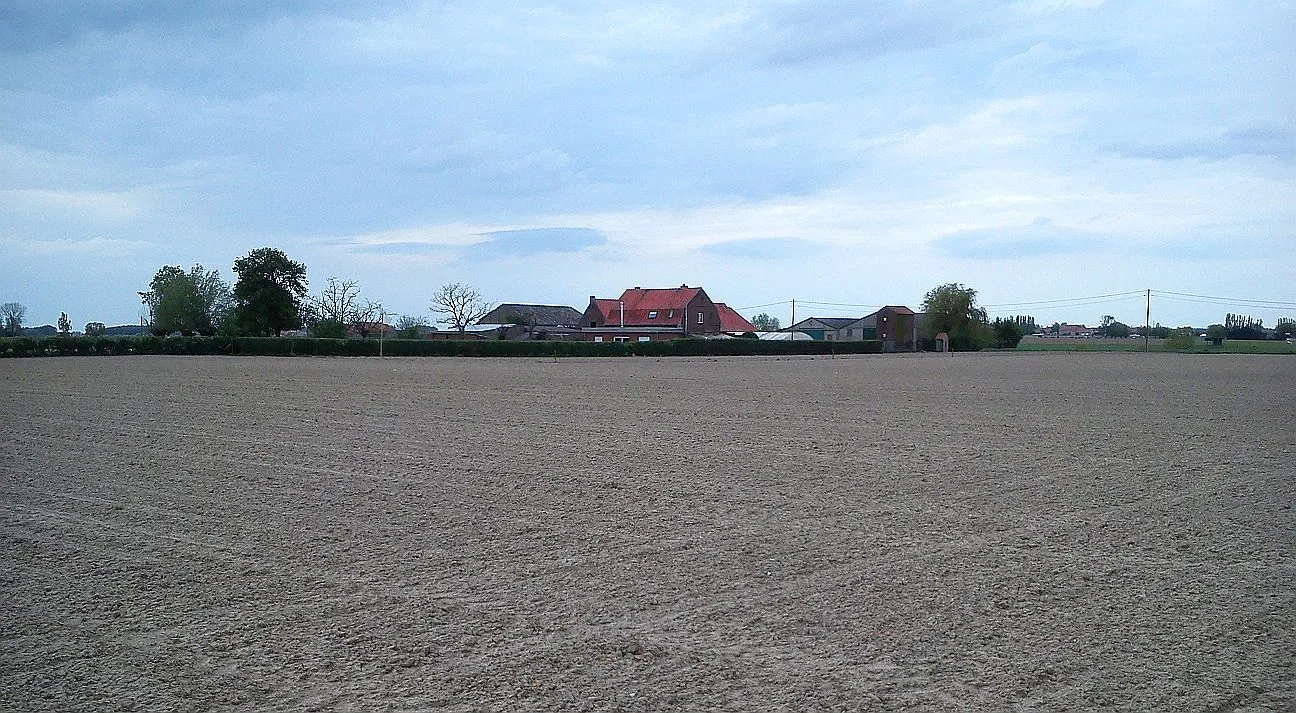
left=0, top=335, right=884, bottom=359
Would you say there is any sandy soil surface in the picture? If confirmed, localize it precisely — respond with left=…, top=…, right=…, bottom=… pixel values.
left=1, top=353, right=1293, bottom=712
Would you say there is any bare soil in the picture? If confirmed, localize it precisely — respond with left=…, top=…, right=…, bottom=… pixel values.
left=2, top=353, right=1293, bottom=712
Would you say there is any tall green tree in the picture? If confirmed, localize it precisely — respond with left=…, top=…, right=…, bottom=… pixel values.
left=991, top=318, right=1024, bottom=348
left=751, top=313, right=780, bottom=331
left=58, top=312, right=72, bottom=334
left=232, top=248, right=308, bottom=336
left=921, top=283, right=988, bottom=350
left=140, top=264, right=231, bottom=335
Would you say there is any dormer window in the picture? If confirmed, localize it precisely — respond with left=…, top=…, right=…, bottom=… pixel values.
left=648, top=311, right=658, bottom=319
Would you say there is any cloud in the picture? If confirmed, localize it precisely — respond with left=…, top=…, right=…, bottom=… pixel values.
left=1104, top=124, right=1296, bottom=162
left=747, top=1, right=991, bottom=67
left=931, top=218, right=1111, bottom=259
left=0, top=235, right=154, bottom=256
left=470, top=228, right=607, bottom=257
left=346, top=242, right=447, bottom=256
left=1, top=188, right=148, bottom=220
left=698, top=237, right=825, bottom=260
left=0, top=1, right=383, bottom=52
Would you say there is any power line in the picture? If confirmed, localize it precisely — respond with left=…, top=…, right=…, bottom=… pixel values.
left=982, top=291, right=1145, bottom=309
left=1151, top=290, right=1296, bottom=308
left=735, top=300, right=791, bottom=311
left=796, top=300, right=885, bottom=309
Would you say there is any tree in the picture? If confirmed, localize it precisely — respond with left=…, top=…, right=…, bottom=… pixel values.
left=751, top=313, right=780, bottom=331
left=84, top=322, right=106, bottom=336
left=921, top=283, right=988, bottom=351
left=58, top=312, right=72, bottom=334
left=232, top=248, right=308, bottom=336
left=140, top=264, right=232, bottom=335
left=394, top=314, right=424, bottom=339
left=1165, top=327, right=1197, bottom=350
left=991, top=318, right=1024, bottom=348
left=1097, top=317, right=1131, bottom=338
left=430, top=282, right=491, bottom=335
left=306, top=277, right=359, bottom=338
left=1, top=302, right=27, bottom=336
left=1206, top=324, right=1227, bottom=343
left=1276, top=319, right=1295, bottom=338
left=1010, top=315, right=1037, bottom=334
left=351, top=299, right=384, bottom=339
left=308, top=277, right=360, bottom=324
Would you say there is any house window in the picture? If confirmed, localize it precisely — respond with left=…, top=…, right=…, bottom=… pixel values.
left=638, top=336, right=651, bottom=342
left=594, top=336, right=604, bottom=343
left=847, top=328, right=854, bottom=337
left=697, top=312, right=705, bottom=324
left=614, top=336, right=630, bottom=343
left=648, top=311, right=658, bottom=319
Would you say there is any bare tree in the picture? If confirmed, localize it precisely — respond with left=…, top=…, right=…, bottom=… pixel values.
left=309, top=277, right=362, bottom=324
left=1, top=302, right=26, bottom=336
left=352, top=299, right=384, bottom=339
left=430, top=283, right=491, bottom=335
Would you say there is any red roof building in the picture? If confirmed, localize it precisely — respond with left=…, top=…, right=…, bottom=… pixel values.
left=715, top=303, right=757, bottom=333
left=579, top=285, right=724, bottom=341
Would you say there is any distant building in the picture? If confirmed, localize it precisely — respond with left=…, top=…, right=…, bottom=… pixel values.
left=478, top=303, right=584, bottom=328
left=786, top=306, right=918, bottom=350
left=579, top=285, right=724, bottom=342
left=784, top=317, right=856, bottom=341
left=715, top=303, right=757, bottom=334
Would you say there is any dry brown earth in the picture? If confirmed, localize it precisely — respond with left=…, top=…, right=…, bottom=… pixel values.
left=1, top=353, right=1293, bottom=712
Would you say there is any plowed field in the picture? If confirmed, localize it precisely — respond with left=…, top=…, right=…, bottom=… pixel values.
left=2, top=353, right=1293, bottom=712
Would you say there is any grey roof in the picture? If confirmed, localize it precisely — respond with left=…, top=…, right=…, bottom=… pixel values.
left=479, top=303, right=584, bottom=327
left=788, top=317, right=857, bottom=330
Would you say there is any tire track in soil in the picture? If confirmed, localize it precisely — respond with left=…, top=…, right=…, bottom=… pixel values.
left=2, top=354, right=1293, bottom=712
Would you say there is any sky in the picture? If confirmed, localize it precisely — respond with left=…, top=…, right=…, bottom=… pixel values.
left=3, top=0, right=1294, bottom=330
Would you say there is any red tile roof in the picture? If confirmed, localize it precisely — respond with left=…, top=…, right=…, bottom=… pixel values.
left=590, top=299, right=622, bottom=322
left=715, top=303, right=756, bottom=332
left=594, top=286, right=704, bottom=326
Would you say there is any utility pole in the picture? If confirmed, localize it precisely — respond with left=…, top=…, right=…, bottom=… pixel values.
left=1145, top=289, right=1151, bottom=353
left=791, top=298, right=796, bottom=340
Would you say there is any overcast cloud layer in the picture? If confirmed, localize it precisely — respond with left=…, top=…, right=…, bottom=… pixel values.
left=3, top=0, right=1294, bottom=328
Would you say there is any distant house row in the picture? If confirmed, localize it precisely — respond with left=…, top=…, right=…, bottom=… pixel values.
left=447, top=285, right=756, bottom=343
left=456, top=284, right=924, bottom=351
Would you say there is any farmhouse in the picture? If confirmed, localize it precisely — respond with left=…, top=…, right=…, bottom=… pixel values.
left=579, top=285, right=726, bottom=342
left=844, top=306, right=918, bottom=351
left=476, top=303, right=585, bottom=340
left=786, top=306, right=919, bottom=350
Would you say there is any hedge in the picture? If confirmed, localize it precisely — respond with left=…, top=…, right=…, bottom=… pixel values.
left=0, top=335, right=884, bottom=359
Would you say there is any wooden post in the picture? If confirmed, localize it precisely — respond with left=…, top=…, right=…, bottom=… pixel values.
left=1145, top=289, right=1150, bottom=353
